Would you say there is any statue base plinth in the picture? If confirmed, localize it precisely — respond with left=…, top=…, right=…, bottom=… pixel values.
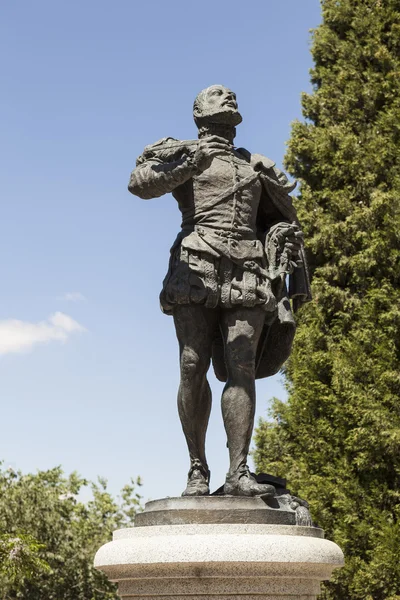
left=94, top=497, right=344, bottom=599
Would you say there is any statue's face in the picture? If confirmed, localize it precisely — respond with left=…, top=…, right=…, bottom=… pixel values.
left=193, top=85, right=243, bottom=126
left=204, top=85, right=238, bottom=112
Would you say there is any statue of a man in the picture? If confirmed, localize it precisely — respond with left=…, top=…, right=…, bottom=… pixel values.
left=128, top=85, right=311, bottom=498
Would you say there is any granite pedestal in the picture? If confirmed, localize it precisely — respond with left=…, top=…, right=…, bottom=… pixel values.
left=94, top=496, right=344, bottom=599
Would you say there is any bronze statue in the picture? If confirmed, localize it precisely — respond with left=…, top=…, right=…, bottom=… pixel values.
left=128, top=85, right=311, bottom=498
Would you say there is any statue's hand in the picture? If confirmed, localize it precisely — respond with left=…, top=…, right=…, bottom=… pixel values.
left=193, top=136, right=232, bottom=172
left=281, top=225, right=304, bottom=271
left=266, top=222, right=304, bottom=277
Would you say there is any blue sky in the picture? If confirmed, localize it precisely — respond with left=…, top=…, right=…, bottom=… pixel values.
left=1, top=0, right=321, bottom=503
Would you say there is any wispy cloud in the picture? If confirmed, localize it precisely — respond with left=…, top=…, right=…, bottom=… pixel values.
left=0, top=312, right=86, bottom=356
left=60, top=292, right=87, bottom=303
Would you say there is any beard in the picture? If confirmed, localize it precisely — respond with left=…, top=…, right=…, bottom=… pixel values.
left=197, top=122, right=237, bottom=144
left=195, top=107, right=243, bottom=127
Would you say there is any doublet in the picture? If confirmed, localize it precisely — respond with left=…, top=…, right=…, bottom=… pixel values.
left=161, top=149, right=276, bottom=313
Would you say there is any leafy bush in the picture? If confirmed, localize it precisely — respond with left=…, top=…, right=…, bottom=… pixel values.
left=0, top=464, right=142, bottom=599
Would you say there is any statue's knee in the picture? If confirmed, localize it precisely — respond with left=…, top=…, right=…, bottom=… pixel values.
left=225, top=346, right=256, bottom=377
left=226, top=357, right=255, bottom=384
left=180, top=348, right=209, bottom=379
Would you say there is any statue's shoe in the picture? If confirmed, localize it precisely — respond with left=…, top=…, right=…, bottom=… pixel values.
left=182, top=465, right=210, bottom=497
left=224, top=465, right=275, bottom=498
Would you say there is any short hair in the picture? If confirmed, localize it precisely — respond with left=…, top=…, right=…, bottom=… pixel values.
left=193, top=85, right=227, bottom=123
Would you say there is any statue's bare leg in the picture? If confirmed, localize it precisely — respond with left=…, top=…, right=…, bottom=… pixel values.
left=220, top=306, right=275, bottom=497
left=173, top=304, right=219, bottom=496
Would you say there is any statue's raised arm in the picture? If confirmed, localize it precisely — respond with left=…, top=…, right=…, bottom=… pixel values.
left=128, top=135, right=233, bottom=200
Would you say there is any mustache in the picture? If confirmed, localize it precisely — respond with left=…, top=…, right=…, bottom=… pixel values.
left=222, top=100, right=238, bottom=108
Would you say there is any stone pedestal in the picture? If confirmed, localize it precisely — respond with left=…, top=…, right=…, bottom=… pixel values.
left=94, top=497, right=344, bottom=599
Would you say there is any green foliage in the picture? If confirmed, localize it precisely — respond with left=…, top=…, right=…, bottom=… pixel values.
left=0, top=534, right=50, bottom=593
left=254, top=1, right=400, bottom=598
left=0, top=464, right=142, bottom=600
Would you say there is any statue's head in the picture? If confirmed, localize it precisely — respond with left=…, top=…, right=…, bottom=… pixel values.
left=193, top=85, right=243, bottom=128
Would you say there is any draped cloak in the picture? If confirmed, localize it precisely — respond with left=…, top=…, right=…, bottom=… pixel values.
left=212, top=148, right=311, bottom=381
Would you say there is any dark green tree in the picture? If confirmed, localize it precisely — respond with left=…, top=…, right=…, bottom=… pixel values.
left=254, top=1, right=400, bottom=598
left=0, top=464, right=142, bottom=599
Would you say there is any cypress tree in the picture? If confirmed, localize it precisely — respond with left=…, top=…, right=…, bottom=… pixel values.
left=254, top=1, right=400, bottom=598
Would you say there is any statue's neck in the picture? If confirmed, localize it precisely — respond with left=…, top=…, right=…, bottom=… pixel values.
left=197, top=123, right=236, bottom=144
